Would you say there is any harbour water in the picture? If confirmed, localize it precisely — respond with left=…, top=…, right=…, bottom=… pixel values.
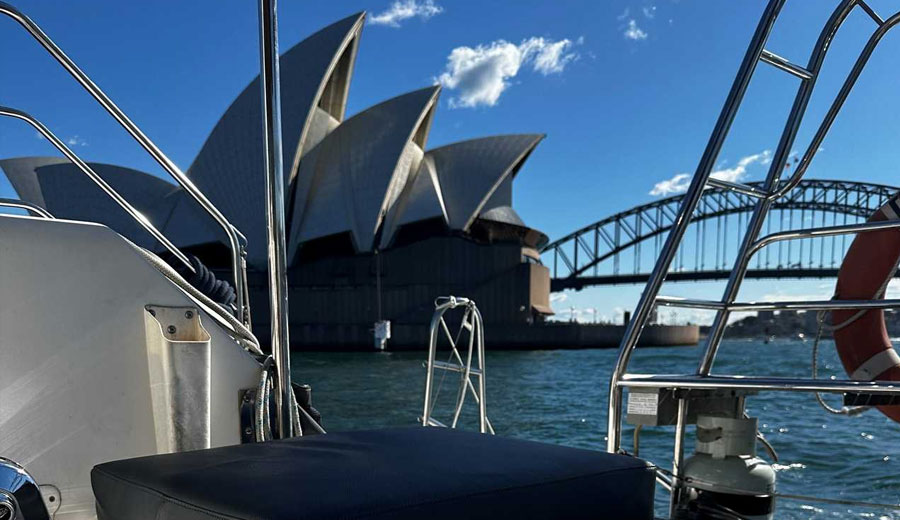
left=293, top=338, right=900, bottom=518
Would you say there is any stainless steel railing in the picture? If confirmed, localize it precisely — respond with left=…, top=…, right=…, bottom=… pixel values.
left=0, top=197, right=54, bottom=219
left=606, top=0, right=900, bottom=515
left=422, top=296, right=492, bottom=434
left=257, top=0, right=293, bottom=439
left=0, top=1, right=250, bottom=324
left=0, top=106, right=195, bottom=272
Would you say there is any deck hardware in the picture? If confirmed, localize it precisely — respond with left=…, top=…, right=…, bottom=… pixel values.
left=144, top=306, right=212, bottom=452
left=608, top=1, right=900, bottom=513
left=239, top=388, right=259, bottom=443
left=0, top=458, right=50, bottom=520
left=0, top=496, right=12, bottom=520
left=38, top=485, right=60, bottom=516
left=422, top=297, right=493, bottom=434
left=257, top=0, right=294, bottom=440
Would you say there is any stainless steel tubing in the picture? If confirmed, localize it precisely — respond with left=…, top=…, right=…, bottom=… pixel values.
left=0, top=2, right=248, bottom=322
left=422, top=302, right=447, bottom=427
left=759, top=49, right=813, bottom=79
left=768, top=8, right=900, bottom=201
left=668, top=398, right=688, bottom=515
left=474, top=305, right=488, bottom=434
left=858, top=1, right=885, bottom=24
left=749, top=220, right=900, bottom=256
left=423, top=297, right=489, bottom=432
left=657, top=296, right=900, bottom=312
left=606, top=0, right=787, bottom=454
left=705, top=178, right=768, bottom=198
left=258, top=0, right=293, bottom=439
left=618, top=374, right=900, bottom=395
left=0, top=106, right=194, bottom=272
left=451, top=307, right=475, bottom=429
left=697, top=0, right=861, bottom=376
left=0, top=197, right=54, bottom=218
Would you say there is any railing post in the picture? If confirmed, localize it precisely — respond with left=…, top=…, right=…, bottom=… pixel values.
left=606, top=0, right=786, bottom=453
left=258, top=0, right=293, bottom=438
left=0, top=2, right=250, bottom=324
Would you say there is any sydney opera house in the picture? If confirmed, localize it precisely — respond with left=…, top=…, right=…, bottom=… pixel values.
left=0, top=12, right=554, bottom=349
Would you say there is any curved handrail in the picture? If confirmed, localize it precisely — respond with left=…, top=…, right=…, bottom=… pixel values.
left=607, top=0, right=787, bottom=454
left=0, top=106, right=194, bottom=272
left=606, top=0, right=900, bottom=456
left=0, top=197, right=54, bottom=218
left=769, top=8, right=900, bottom=200
left=0, top=1, right=248, bottom=323
left=696, top=3, right=900, bottom=374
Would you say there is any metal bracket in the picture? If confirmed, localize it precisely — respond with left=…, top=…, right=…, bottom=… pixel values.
left=239, top=388, right=259, bottom=443
left=0, top=458, right=50, bottom=520
left=626, top=388, right=754, bottom=426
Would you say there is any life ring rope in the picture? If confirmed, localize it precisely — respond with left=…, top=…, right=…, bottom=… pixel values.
left=811, top=196, right=900, bottom=417
left=812, top=317, right=869, bottom=416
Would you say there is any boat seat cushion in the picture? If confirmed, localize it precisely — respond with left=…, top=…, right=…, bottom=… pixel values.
left=91, top=427, right=656, bottom=520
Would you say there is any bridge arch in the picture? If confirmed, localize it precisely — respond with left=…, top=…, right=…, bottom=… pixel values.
left=541, top=179, right=898, bottom=291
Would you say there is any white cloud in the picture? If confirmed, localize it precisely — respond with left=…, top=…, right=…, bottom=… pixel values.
left=369, top=0, right=442, bottom=27
left=624, top=19, right=647, bottom=40
left=617, top=8, right=630, bottom=21
left=707, top=149, right=771, bottom=183
left=642, top=6, right=657, bottom=19
left=523, top=37, right=578, bottom=74
left=649, top=173, right=691, bottom=196
left=437, top=36, right=579, bottom=108
left=760, top=288, right=831, bottom=303
left=649, top=150, right=771, bottom=196
left=550, top=293, right=568, bottom=303
left=66, top=135, right=88, bottom=147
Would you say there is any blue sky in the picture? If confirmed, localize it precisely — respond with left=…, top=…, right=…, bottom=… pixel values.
left=2, top=0, right=900, bottom=324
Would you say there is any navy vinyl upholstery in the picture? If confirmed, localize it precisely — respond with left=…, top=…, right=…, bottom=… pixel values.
left=92, top=427, right=655, bottom=520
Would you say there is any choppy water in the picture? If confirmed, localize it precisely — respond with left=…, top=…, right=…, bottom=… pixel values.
left=291, top=339, right=899, bottom=519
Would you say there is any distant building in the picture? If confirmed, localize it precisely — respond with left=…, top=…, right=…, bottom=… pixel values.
left=0, top=12, right=553, bottom=349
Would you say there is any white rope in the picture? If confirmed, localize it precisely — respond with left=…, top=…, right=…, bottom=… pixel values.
left=811, top=319, right=868, bottom=416
left=810, top=236, right=900, bottom=416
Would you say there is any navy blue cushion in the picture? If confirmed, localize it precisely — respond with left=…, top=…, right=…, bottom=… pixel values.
left=92, top=427, right=655, bottom=519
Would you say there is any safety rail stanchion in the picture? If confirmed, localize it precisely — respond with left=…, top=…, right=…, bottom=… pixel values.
left=0, top=106, right=195, bottom=272
left=0, top=198, right=54, bottom=219
left=422, top=297, right=493, bottom=434
left=606, top=0, right=787, bottom=457
left=0, top=2, right=249, bottom=324
left=605, top=2, right=900, bottom=514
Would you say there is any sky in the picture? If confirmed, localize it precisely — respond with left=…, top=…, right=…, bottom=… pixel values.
left=2, top=0, right=900, bottom=325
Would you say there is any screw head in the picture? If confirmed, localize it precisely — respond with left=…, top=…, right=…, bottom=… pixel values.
left=185, top=310, right=194, bottom=319
left=167, top=325, right=177, bottom=335
left=244, top=427, right=253, bottom=436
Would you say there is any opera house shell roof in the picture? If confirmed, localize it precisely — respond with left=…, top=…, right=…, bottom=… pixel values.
left=0, top=11, right=546, bottom=271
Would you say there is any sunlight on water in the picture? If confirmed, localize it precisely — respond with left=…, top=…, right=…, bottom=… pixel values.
left=292, top=338, right=899, bottom=519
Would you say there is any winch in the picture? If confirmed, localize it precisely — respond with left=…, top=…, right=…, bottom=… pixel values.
left=677, top=415, right=776, bottom=520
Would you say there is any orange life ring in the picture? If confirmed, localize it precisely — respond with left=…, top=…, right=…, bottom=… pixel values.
left=833, top=196, right=900, bottom=422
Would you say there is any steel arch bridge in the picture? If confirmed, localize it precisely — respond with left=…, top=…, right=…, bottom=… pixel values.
left=542, top=179, right=899, bottom=291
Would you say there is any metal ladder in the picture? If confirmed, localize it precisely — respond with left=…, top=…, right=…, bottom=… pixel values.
left=606, top=0, right=900, bottom=513
left=421, top=297, right=494, bottom=434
